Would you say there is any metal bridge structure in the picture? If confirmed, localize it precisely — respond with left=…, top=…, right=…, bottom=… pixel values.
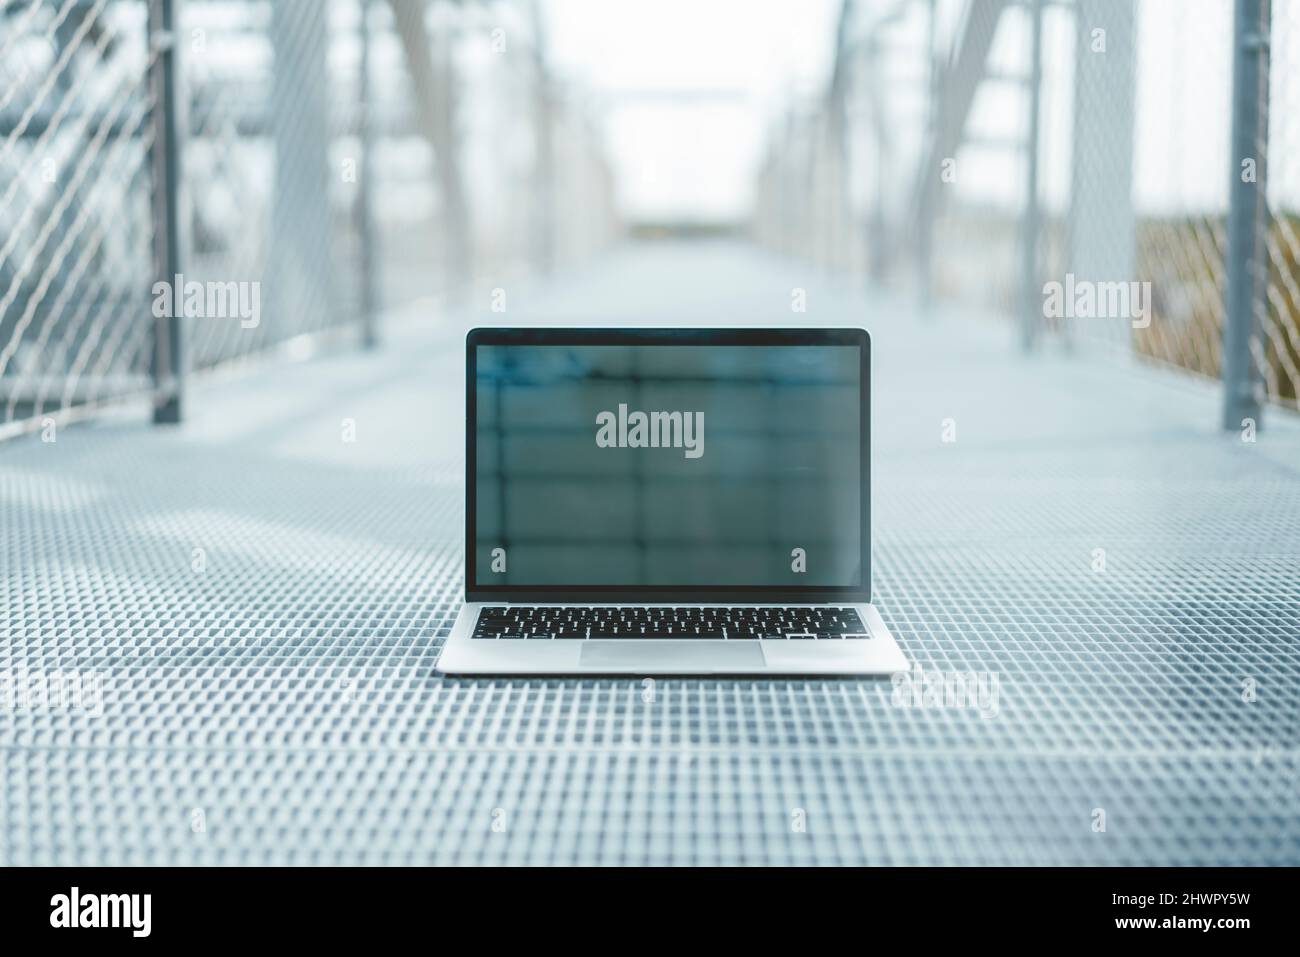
left=1, top=0, right=1297, bottom=865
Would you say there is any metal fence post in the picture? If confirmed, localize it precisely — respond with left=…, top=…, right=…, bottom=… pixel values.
left=148, top=0, right=187, bottom=423
left=1067, top=0, right=1137, bottom=353
left=915, top=0, right=938, bottom=307
left=388, top=0, right=471, bottom=304
left=271, top=1, right=333, bottom=343
left=1019, top=0, right=1044, bottom=352
left=530, top=0, right=555, bottom=277
left=358, top=0, right=380, bottom=349
left=865, top=38, right=890, bottom=285
left=1222, top=0, right=1271, bottom=431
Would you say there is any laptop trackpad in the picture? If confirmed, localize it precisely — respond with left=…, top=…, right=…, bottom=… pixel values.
left=579, top=640, right=766, bottom=672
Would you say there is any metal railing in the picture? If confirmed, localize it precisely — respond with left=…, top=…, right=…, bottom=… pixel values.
left=756, top=0, right=1300, bottom=424
left=0, top=0, right=157, bottom=436
left=0, top=0, right=619, bottom=439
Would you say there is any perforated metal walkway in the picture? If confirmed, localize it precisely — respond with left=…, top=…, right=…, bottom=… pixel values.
left=3, top=242, right=1298, bottom=865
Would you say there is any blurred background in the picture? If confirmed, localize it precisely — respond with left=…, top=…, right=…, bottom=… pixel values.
left=4, top=0, right=1300, bottom=869
left=0, top=0, right=1296, bottom=437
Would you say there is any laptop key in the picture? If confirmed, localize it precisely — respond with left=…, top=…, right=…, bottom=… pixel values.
left=475, top=606, right=870, bottom=639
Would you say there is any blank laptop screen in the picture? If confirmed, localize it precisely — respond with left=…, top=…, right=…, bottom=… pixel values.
left=473, top=342, right=862, bottom=589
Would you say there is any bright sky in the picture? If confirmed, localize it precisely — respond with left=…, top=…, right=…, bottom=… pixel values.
left=543, top=0, right=841, bottom=223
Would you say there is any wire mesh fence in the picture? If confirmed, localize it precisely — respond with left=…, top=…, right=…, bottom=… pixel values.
left=0, top=0, right=157, bottom=437
left=1263, top=0, right=1300, bottom=409
left=757, top=0, right=1300, bottom=418
left=181, top=0, right=359, bottom=370
left=0, top=0, right=619, bottom=440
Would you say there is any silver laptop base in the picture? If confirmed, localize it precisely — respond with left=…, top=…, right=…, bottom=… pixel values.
left=437, top=602, right=909, bottom=676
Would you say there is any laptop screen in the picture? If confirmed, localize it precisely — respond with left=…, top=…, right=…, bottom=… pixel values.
left=469, top=332, right=867, bottom=597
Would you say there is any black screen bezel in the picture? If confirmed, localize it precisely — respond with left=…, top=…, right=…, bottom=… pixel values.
left=465, top=327, right=871, bottom=604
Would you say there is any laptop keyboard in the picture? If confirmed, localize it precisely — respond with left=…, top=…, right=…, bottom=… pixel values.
left=471, top=606, right=871, bottom=640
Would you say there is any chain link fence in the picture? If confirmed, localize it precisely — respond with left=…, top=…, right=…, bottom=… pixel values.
left=0, top=0, right=157, bottom=436
left=756, top=0, right=1300, bottom=419
left=0, top=0, right=619, bottom=440
left=1262, top=0, right=1300, bottom=410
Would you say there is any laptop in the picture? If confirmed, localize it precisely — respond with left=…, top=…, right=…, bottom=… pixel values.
left=436, top=327, right=910, bottom=676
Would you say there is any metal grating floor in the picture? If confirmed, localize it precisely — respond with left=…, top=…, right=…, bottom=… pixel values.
left=3, top=243, right=1298, bottom=865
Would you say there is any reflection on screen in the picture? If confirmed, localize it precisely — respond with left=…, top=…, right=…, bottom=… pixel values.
left=475, top=344, right=861, bottom=587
